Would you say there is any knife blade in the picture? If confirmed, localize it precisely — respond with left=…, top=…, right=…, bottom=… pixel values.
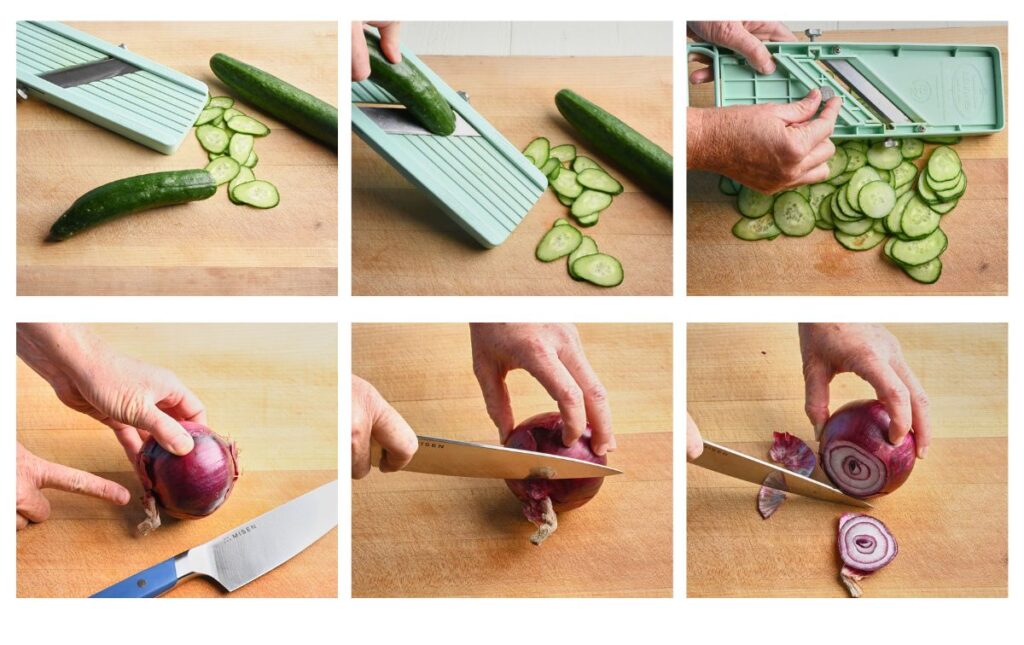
left=821, top=59, right=912, bottom=125
left=690, top=440, right=871, bottom=508
left=371, top=435, right=622, bottom=479
left=40, top=57, right=141, bottom=89
left=91, top=479, right=338, bottom=598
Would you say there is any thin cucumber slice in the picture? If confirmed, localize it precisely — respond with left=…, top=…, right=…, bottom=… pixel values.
left=834, top=216, right=874, bottom=236
left=886, top=190, right=915, bottom=234
left=930, top=199, right=959, bottom=215
left=567, top=235, right=598, bottom=280
left=572, top=253, right=623, bottom=287
left=575, top=212, right=600, bottom=227
left=895, top=181, right=914, bottom=198
left=244, top=150, right=258, bottom=168
left=208, top=151, right=226, bottom=161
left=737, top=186, right=775, bottom=218
left=900, top=138, right=924, bottom=159
left=825, top=147, right=848, bottom=181
left=834, top=228, right=886, bottom=251
left=890, top=228, right=948, bottom=266
left=773, top=191, right=815, bottom=237
left=556, top=193, right=575, bottom=207
left=228, top=167, right=256, bottom=204
left=842, top=144, right=867, bottom=172
left=935, top=173, right=967, bottom=200
left=540, top=158, right=560, bottom=177
left=892, top=160, right=918, bottom=187
left=204, top=156, right=241, bottom=185
left=731, top=214, right=780, bottom=241
left=922, top=135, right=962, bottom=145
left=571, top=190, right=612, bottom=217
left=549, top=166, right=562, bottom=182
left=196, top=124, right=230, bottom=154
left=843, top=140, right=868, bottom=153
left=828, top=171, right=853, bottom=186
left=816, top=191, right=835, bottom=230
left=872, top=218, right=886, bottom=233
left=834, top=184, right=860, bottom=221
left=858, top=181, right=896, bottom=219
left=226, top=114, right=270, bottom=137
left=535, top=223, right=582, bottom=261
left=916, top=171, right=941, bottom=204
left=794, top=185, right=811, bottom=201
left=232, top=180, right=279, bottom=209
left=719, top=175, right=740, bottom=196
left=208, top=96, right=234, bottom=109
left=222, top=107, right=243, bottom=123
left=876, top=168, right=892, bottom=185
left=577, top=168, right=623, bottom=195
left=808, top=183, right=836, bottom=216
left=549, top=144, right=577, bottom=164
left=926, top=170, right=962, bottom=192
left=900, top=195, right=940, bottom=239
left=553, top=218, right=571, bottom=227
left=866, top=141, right=902, bottom=170
left=228, top=133, right=254, bottom=165
left=523, top=137, right=550, bottom=168
left=847, top=167, right=881, bottom=212
left=926, top=146, right=962, bottom=182
left=195, top=107, right=223, bottom=126
left=902, top=258, right=942, bottom=284
left=551, top=169, right=584, bottom=199
left=572, top=156, right=602, bottom=173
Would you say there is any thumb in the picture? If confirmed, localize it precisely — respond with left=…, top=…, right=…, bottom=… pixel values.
left=775, top=89, right=822, bottom=124
left=134, top=406, right=195, bottom=456
left=803, top=360, right=832, bottom=440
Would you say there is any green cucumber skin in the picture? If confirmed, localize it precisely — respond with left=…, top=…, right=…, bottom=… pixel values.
left=364, top=32, right=456, bottom=136
left=210, top=53, right=338, bottom=148
left=555, top=89, right=673, bottom=201
left=48, top=170, right=217, bottom=241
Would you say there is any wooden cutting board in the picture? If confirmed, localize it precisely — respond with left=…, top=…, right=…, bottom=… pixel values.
left=352, top=324, right=672, bottom=597
left=17, top=22, right=338, bottom=296
left=352, top=56, right=672, bottom=295
left=687, top=26, right=1007, bottom=295
left=16, top=324, right=338, bottom=597
left=687, top=324, right=1007, bottom=597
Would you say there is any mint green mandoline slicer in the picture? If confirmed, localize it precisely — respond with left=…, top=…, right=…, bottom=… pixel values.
left=351, top=46, right=547, bottom=248
left=688, top=34, right=1004, bottom=139
left=16, top=21, right=208, bottom=154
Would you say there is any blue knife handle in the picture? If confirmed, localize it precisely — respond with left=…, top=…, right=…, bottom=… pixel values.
left=90, top=557, right=180, bottom=598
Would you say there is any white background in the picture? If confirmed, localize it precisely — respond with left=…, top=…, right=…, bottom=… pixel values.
left=4, top=2, right=1018, bottom=644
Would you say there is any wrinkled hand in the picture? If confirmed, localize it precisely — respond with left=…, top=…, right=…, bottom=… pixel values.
left=351, top=21, right=401, bottom=81
left=799, top=324, right=930, bottom=458
left=688, top=90, right=841, bottom=194
left=687, top=21, right=797, bottom=81
left=17, top=442, right=129, bottom=530
left=469, top=323, right=615, bottom=455
left=686, top=413, right=704, bottom=460
left=17, top=324, right=203, bottom=465
left=351, top=375, right=418, bottom=478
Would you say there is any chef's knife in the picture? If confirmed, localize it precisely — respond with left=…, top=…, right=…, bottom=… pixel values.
left=91, top=479, right=338, bottom=598
left=371, top=435, right=622, bottom=479
left=690, top=440, right=871, bottom=508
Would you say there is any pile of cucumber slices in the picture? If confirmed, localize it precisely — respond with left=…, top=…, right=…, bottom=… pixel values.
left=524, top=136, right=624, bottom=288
left=194, top=96, right=279, bottom=209
left=723, top=137, right=966, bottom=284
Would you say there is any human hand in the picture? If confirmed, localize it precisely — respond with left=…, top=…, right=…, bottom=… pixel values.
left=686, top=412, right=704, bottom=460
left=351, top=375, right=418, bottom=478
left=687, top=21, right=797, bottom=82
left=469, top=323, right=614, bottom=455
left=17, top=442, right=130, bottom=530
left=687, top=90, right=841, bottom=194
left=352, top=21, right=401, bottom=81
left=798, top=323, right=930, bottom=458
left=16, top=324, right=203, bottom=465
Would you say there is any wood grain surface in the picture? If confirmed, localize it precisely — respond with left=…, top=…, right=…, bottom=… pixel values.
left=687, top=26, right=1007, bottom=295
left=17, top=324, right=338, bottom=597
left=17, top=22, right=338, bottom=296
left=352, top=323, right=672, bottom=596
left=352, top=55, right=672, bottom=295
left=687, top=323, right=1007, bottom=597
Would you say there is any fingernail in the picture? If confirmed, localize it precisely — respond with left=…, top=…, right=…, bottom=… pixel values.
left=593, top=442, right=607, bottom=456
left=762, top=62, right=776, bottom=75
left=920, top=445, right=928, bottom=459
left=171, top=433, right=195, bottom=456
left=608, top=435, right=618, bottom=452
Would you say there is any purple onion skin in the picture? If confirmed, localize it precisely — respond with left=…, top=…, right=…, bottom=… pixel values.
left=503, top=412, right=605, bottom=513
left=820, top=400, right=916, bottom=498
left=138, top=421, right=239, bottom=520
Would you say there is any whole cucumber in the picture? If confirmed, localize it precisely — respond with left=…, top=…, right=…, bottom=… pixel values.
left=210, top=53, right=338, bottom=149
left=364, top=31, right=456, bottom=136
left=48, top=170, right=217, bottom=241
left=555, top=89, right=673, bottom=201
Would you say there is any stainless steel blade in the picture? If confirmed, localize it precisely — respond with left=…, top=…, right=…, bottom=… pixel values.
left=371, top=435, right=622, bottom=479
left=178, top=479, right=338, bottom=592
left=822, top=59, right=911, bottom=124
left=356, top=105, right=479, bottom=136
left=40, top=57, right=140, bottom=88
left=690, top=440, right=872, bottom=508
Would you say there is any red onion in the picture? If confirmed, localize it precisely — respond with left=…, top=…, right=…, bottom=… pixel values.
left=819, top=400, right=916, bottom=498
left=503, top=412, right=605, bottom=545
left=136, top=421, right=239, bottom=534
left=758, top=432, right=815, bottom=519
left=837, top=513, right=898, bottom=597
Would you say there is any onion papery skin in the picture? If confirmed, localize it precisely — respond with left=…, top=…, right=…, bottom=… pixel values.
left=137, top=421, right=239, bottom=532
left=504, top=412, right=606, bottom=544
left=819, top=400, right=916, bottom=498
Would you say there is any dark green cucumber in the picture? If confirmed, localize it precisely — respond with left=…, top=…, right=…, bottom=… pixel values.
left=48, top=170, right=217, bottom=241
left=554, top=89, right=672, bottom=201
left=210, top=53, right=338, bottom=148
left=363, top=32, right=455, bottom=136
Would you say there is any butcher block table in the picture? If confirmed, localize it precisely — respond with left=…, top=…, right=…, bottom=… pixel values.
left=17, top=324, right=338, bottom=597
left=687, top=324, right=1007, bottom=597
left=352, top=324, right=672, bottom=596
left=17, top=22, right=338, bottom=296
left=687, top=26, right=1007, bottom=295
left=352, top=56, right=672, bottom=295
